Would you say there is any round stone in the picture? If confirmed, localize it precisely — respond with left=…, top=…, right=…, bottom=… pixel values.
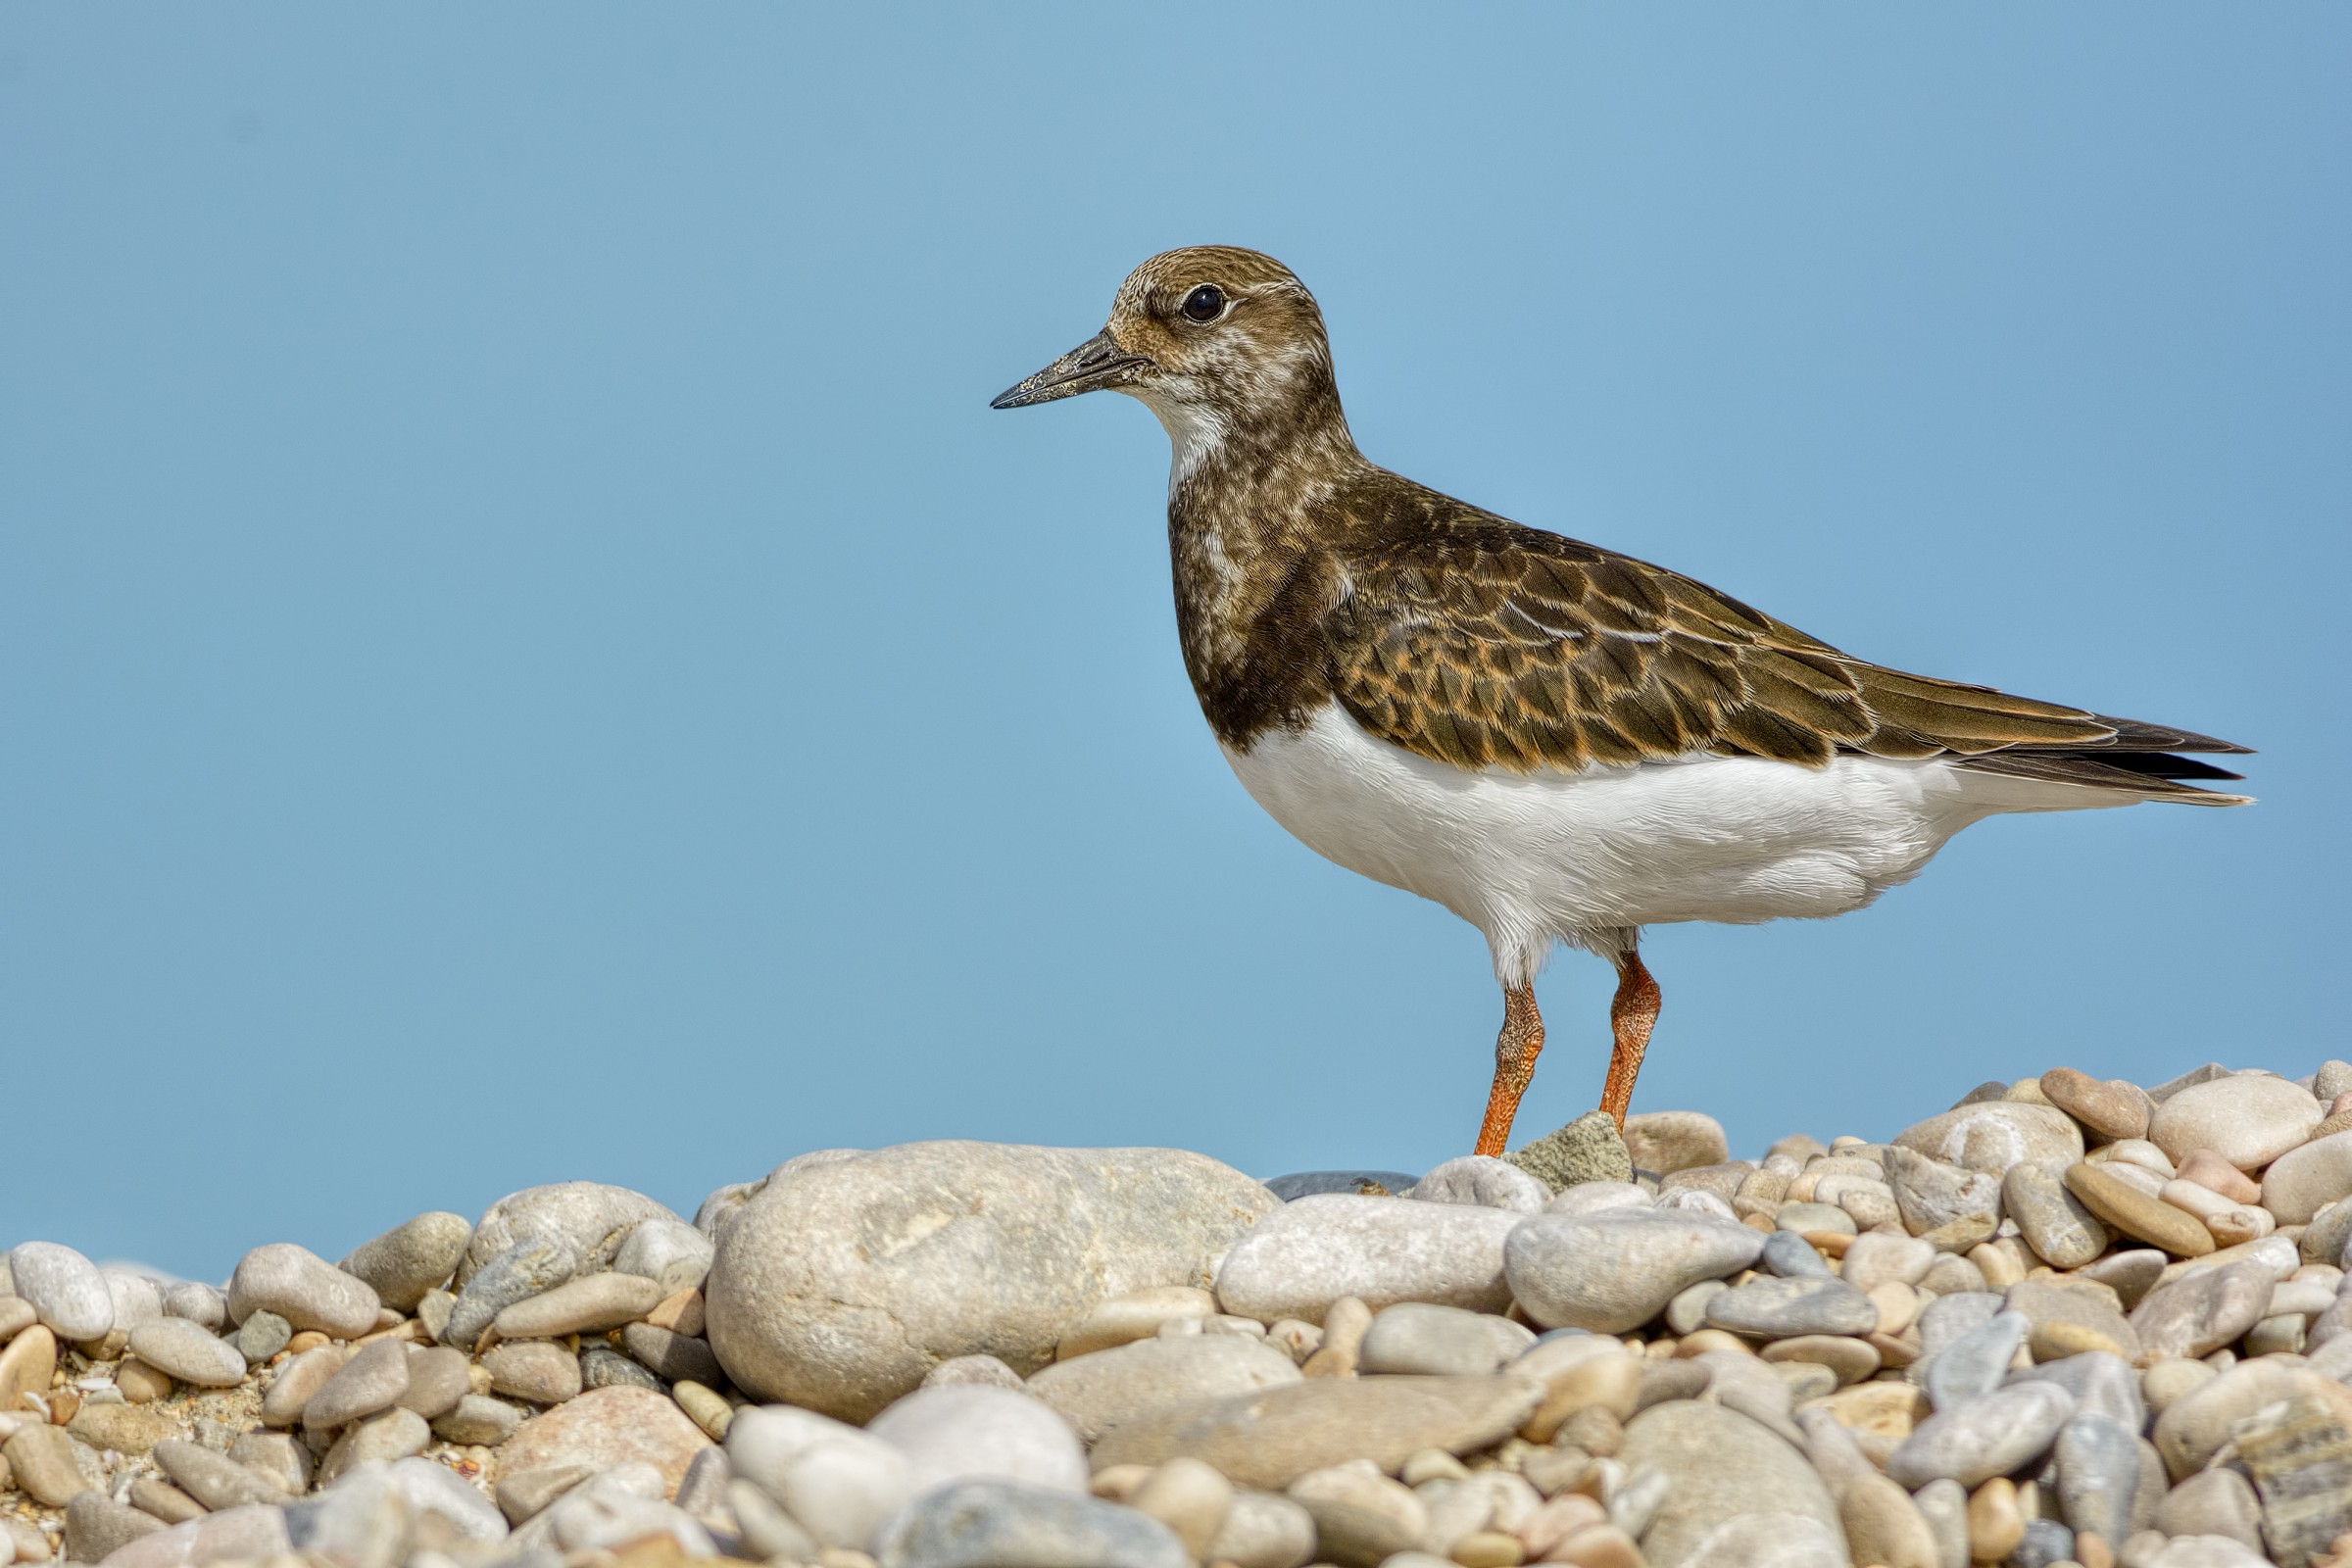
left=1621, top=1111, right=1730, bottom=1176
left=2004, top=1161, right=2111, bottom=1269
left=874, top=1478, right=1189, bottom=1568
left=707, top=1142, right=1276, bottom=1422
left=2039, top=1068, right=2153, bottom=1142
left=1358, top=1303, right=1509, bottom=1375
left=2147, top=1074, right=2325, bottom=1170
left=2261, top=1129, right=2352, bottom=1225
left=1505, top=1208, right=1765, bottom=1333
left=234, top=1309, right=292, bottom=1363
left=866, top=1384, right=1087, bottom=1494
left=612, top=1219, right=716, bottom=1294
left=228, top=1243, right=381, bottom=1338
left=460, top=1181, right=684, bottom=1283
left=1408, top=1156, right=1550, bottom=1214
left=1840, top=1232, right=1935, bottom=1294
left=484, top=1340, right=584, bottom=1404
left=1206, top=1492, right=1316, bottom=1568
left=432, top=1394, right=524, bottom=1446
left=341, top=1212, right=472, bottom=1311
left=305, top=1338, right=413, bottom=1431
left=261, top=1342, right=350, bottom=1426
left=1026, top=1335, right=1302, bottom=1444
left=728, top=1402, right=914, bottom=1547
left=8, top=1242, right=115, bottom=1342
left=1887, top=1381, right=2077, bottom=1488
left=1617, top=1400, right=1844, bottom=1568
left=124, top=1317, right=248, bottom=1387
left=396, top=1346, right=471, bottom=1420
left=1214, top=1195, right=1519, bottom=1323
left=2128, top=1259, right=2278, bottom=1361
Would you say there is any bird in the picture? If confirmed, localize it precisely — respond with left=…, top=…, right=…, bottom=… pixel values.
left=990, top=245, right=2250, bottom=1157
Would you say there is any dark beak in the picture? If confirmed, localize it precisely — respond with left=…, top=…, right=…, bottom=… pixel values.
left=989, top=328, right=1152, bottom=410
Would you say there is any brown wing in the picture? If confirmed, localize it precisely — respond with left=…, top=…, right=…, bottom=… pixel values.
left=1322, top=524, right=2250, bottom=800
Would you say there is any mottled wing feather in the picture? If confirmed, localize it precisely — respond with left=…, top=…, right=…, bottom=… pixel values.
left=1322, top=528, right=2249, bottom=798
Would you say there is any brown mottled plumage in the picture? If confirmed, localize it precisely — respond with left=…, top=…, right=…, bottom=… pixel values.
left=994, top=246, right=2250, bottom=1152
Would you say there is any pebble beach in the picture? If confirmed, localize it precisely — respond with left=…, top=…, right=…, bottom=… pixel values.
left=4, top=1061, right=2351, bottom=1568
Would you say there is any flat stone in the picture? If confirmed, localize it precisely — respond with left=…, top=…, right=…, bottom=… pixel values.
left=2039, top=1068, right=2153, bottom=1141
left=484, top=1339, right=584, bottom=1404
left=443, top=1232, right=577, bottom=1352
left=1891, top=1103, right=2084, bottom=1174
left=124, top=1316, right=247, bottom=1387
left=1884, top=1146, right=2002, bottom=1243
left=707, top=1142, right=1276, bottom=1421
left=1774, top=1200, right=1857, bottom=1235
left=100, top=1504, right=292, bottom=1568
left=230, top=1431, right=315, bottom=1495
left=1617, top=1399, right=1845, bottom=1568
left=341, top=1211, right=472, bottom=1310
left=612, top=1218, right=715, bottom=1294
left=461, top=1181, right=683, bottom=1283
left=498, top=1384, right=712, bottom=1497
left=396, top=1345, right=470, bottom=1419
left=1408, top=1156, right=1550, bottom=1214
left=67, top=1397, right=179, bottom=1454
left=2004, top=1279, right=2141, bottom=1362
left=232, top=1308, right=291, bottom=1363
left=2263, top=1129, right=2352, bottom=1225
left=2149, top=1073, right=2324, bottom=1169
left=493, top=1270, right=666, bottom=1340
left=1507, top=1208, right=1766, bottom=1333
left=726, top=1401, right=914, bottom=1548
left=1262, top=1170, right=1421, bottom=1200
left=1027, top=1335, right=1302, bottom=1443
left=8, top=1242, right=114, bottom=1342
left=1357, top=1302, right=1509, bottom=1375
left=227, top=1243, right=381, bottom=1338
left=4, top=1422, right=98, bottom=1504
left=1126, top=1455, right=1233, bottom=1558
left=1089, top=1374, right=1544, bottom=1490
left=155, top=1437, right=289, bottom=1509
left=2010, top=1348, right=2144, bottom=1432
left=162, top=1281, right=225, bottom=1330
left=1055, top=1286, right=1217, bottom=1359
left=306, top=1337, right=413, bottom=1431
left=1703, top=1276, right=1876, bottom=1339
left=0, top=1323, right=58, bottom=1413
left=66, top=1490, right=168, bottom=1561
left=1206, top=1491, right=1317, bottom=1568
left=621, top=1320, right=724, bottom=1385
left=867, top=1384, right=1088, bottom=1494
left=2065, top=1161, right=2215, bottom=1256
left=1505, top=1111, right=1633, bottom=1192
left=875, top=1478, right=1190, bottom=1568
left=1923, top=1308, right=2028, bottom=1410
left=1622, top=1111, right=1730, bottom=1176
left=1286, top=1462, right=1425, bottom=1566
left=432, top=1393, right=524, bottom=1446
left=2129, top=1258, right=2277, bottom=1360
left=1887, top=1381, right=2076, bottom=1488
left=1839, top=1233, right=1935, bottom=1294
left=1759, top=1230, right=1833, bottom=1279
left=1545, top=1180, right=1651, bottom=1216
left=583, top=1344, right=664, bottom=1391
left=2055, top=1412, right=2141, bottom=1545
left=2004, top=1160, right=2111, bottom=1269
left=2156, top=1467, right=2265, bottom=1546
left=318, top=1406, right=430, bottom=1482
left=260, top=1341, right=348, bottom=1426
left=1215, top=1195, right=1519, bottom=1322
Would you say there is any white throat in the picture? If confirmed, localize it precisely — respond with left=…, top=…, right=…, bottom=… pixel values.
left=1126, top=387, right=1230, bottom=495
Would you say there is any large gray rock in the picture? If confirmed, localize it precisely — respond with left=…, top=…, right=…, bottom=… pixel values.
left=1505, top=1208, right=1765, bottom=1333
left=705, top=1142, right=1277, bottom=1420
left=460, top=1182, right=681, bottom=1284
left=1617, top=1399, right=1849, bottom=1568
left=875, top=1479, right=1190, bottom=1568
left=1214, top=1195, right=1519, bottom=1321
left=342, top=1212, right=472, bottom=1311
left=2148, top=1074, right=2323, bottom=1170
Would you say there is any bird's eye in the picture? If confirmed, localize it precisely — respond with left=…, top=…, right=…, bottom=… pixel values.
left=1180, top=284, right=1227, bottom=323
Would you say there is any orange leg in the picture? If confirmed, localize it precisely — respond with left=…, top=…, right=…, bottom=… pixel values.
left=1598, top=948, right=1661, bottom=1129
left=1474, top=985, right=1544, bottom=1156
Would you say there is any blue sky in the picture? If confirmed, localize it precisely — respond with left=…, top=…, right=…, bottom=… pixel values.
left=5, top=7, right=2345, bottom=1278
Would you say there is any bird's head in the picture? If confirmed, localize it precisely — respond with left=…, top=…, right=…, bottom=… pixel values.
left=991, top=246, right=1345, bottom=470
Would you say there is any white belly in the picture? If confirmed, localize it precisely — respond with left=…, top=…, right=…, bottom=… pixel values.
left=1222, top=703, right=2126, bottom=986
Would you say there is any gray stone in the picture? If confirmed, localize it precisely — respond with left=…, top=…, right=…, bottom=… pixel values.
left=1703, top=1276, right=1876, bottom=1339
left=1913, top=1290, right=2004, bottom=1361
left=1026, top=1335, right=1302, bottom=1443
left=1408, top=1155, right=1549, bottom=1214
left=619, top=1320, right=723, bottom=1385
left=2264, top=1129, right=2352, bottom=1226
left=232, top=1308, right=291, bottom=1363
left=431, top=1393, right=524, bottom=1446
left=306, top=1337, right=412, bottom=1431
left=2055, top=1412, right=2139, bottom=1544
left=341, top=1211, right=472, bottom=1310
left=927, top=1353, right=1029, bottom=1390
left=1261, top=1170, right=1421, bottom=1200
left=729, top=1477, right=820, bottom=1560
left=2011, top=1348, right=2144, bottom=1432
left=1759, top=1229, right=1833, bottom=1278
left=612, top=1218, right=715, bottom=1293
left=260, top=1341, right=349, bottom=1426
left=7, top=1241, right=114, bottom=1342
left=1617, top=1399, right=1847, bottom=1568
left=1356, top=1301, right=1508, bottom=1375
left=163, top=1280, right=226, bottom=1330
left=2004, top=1160, right=2111, bottom=1269
left=105, top=1504, right=292, bottom=1568
left=492, top=1270, right=665, bottom=1340
left=1505, top=1207, right=1765, bottom=1333
left=2155, top=1467, right=2264, bottom=1548
left=1913, top=1478, right=1968, bottom=1568
left=866, top=1384, right=1088, bottom=1494
left=65, top=1490, right=167, bottom=1560
left=227, top=1243, right=380, bottom=1339
left=1214, top=1194, right=1519, bottom=1322
left=708, top=1141, right=1276, bottom=1421
left=1504, top=1110, right=1634, bottom=1192
left=104, top=1270, right=166, bottom=1336
left=725, top=1402, right=914, bottom=1549
left=318, top=1405, right=430, bottom=1481
left=2129, top=1258, right=2277, bottom=1360
left=416, top=1287, right=456, bottom=1343
left=1887, top=1381, right=2076, bottom=1488
left=1884, top=1146, right=2002, bottom=1242
left=229, top=1431, right=315, bottom=1495
left=155, top=1437, right=291, bottom=1509
left=2081, top=1248, right=2171, bottom=1308
left=484, top=1339, right=583, bottom=1404
left=459, top=1181, right=683, bottom=1283
left=582, top=1344, right=664, bottom=1391
left=3, top=1422, right=98, bottom=1505
left=126, top=1316, right=248, bottom=1387
left=875, top=1478, right=1190, bottom=1568
left=1890, top=1103, right=2084, bottom=1174
left=2014, top=1518, right=2076, bottom=1568
left=2233, top=1391, right=2352, bottom=1566
left=285, top=1461, right=412, bottom=1567
left=2004, top=1277, right=2142, bottom=1360
left=1923, top=1309, right=2028, bottom=1410
left=1090, top=1374, right=1543, bottom=1490
left=673, top=1443, right=731, bottom=1524
left=442, top=1233, right=577, bottom=1353
left=395, top=1345, right=469, bottom=1420
left=387, top=1454, right=508, bottom=1541
left=1206, top=1491, right=1317, bottom=1568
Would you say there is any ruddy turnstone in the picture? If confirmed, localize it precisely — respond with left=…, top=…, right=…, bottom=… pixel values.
left=991, top=246, right=2250, bottom=1155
